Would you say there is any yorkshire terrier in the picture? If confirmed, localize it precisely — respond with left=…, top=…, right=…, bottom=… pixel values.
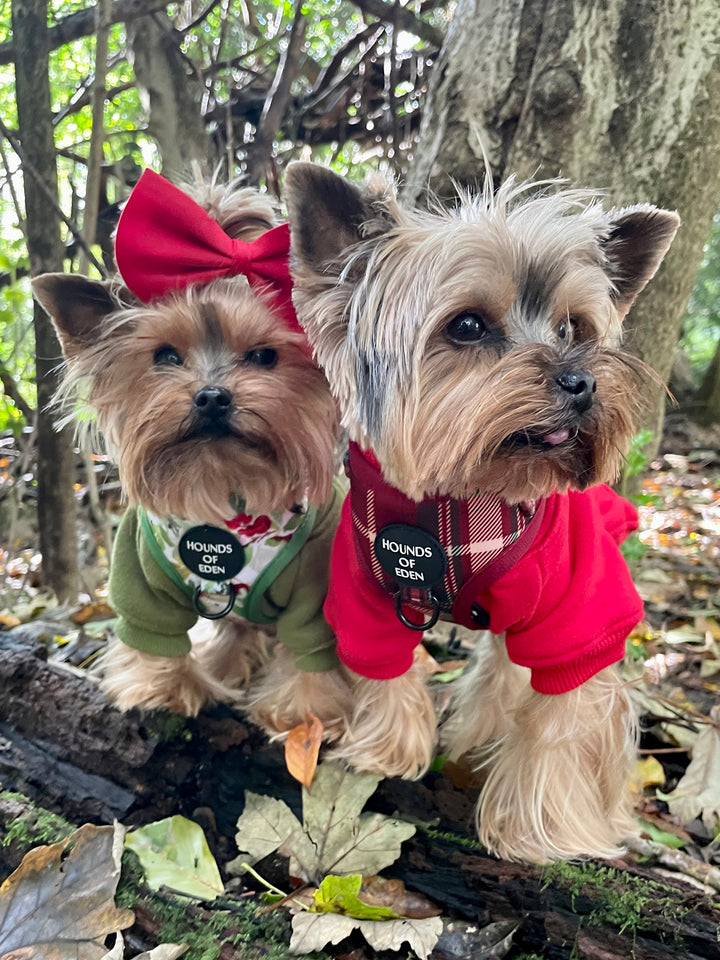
left=32, top=169, right=354, bottom=740
left=284, top=162, right=680, bottom=862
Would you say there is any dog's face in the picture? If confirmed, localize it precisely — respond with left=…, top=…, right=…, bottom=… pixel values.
left=33, top=274, right=338, bottom=524
left=286, top=164, right=679, bottom=502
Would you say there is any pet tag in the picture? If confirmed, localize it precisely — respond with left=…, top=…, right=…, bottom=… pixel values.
left=179, top=525, right=245, bottom=619
left=374, top=523, right=448, bottom=630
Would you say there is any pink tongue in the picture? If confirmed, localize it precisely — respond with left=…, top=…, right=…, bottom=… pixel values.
left=543, top=427, right=570, bottom=446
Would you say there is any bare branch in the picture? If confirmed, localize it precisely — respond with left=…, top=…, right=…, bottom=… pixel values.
left=0, top=0, right=171, bottom=65
left=347, top=0, right=444, bottom=47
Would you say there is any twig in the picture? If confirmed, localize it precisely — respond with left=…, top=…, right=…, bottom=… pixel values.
left=0, top=118, right=106, bottom=277
left=346, top=0, right=444, bottom=47
left=627, top=836, right=720, bottom=892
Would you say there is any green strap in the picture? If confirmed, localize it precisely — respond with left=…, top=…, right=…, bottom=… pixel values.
left=139, top=509, right=194, bottom=598
left=139, top=505, right=318, bottom=624
left=244, top=504, right=317, bottom=623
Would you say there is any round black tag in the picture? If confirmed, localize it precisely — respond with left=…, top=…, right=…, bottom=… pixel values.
left=374, top=523, right=447, bottom=589
left=179, top=525, right=245, bottom=582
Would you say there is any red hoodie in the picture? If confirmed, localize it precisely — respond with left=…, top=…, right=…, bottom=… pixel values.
left=324, top=443, right=643, bottom=694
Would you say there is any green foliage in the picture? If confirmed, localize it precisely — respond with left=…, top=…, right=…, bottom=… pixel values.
left=312, top=873, right=397, bottom=920
left=0, top=280, right=35, bottom=433
left=681, top=209, right=720, bottom=380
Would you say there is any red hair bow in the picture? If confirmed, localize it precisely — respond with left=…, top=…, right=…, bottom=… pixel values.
left=115, top=169, right=302, bottom=336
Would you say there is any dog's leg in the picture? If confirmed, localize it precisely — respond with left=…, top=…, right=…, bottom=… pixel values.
left=246, top=645, right=355, bottom=742
left=191, top=617, right=273, bottom=690
left=97, top=635, right=247, bottom=716
left=476, top=666, right=638, bottom=862
left=443, top=632, right=530, bottom=758
left=328, top=665, right=437, bottom=779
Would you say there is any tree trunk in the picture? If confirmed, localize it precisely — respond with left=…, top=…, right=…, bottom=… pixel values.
left=126, top=8, right=212, bottom=180
left=12, top=0, right=79, bottom=603
left=405, top=0, right=720, bottom=448
left=691, top=336, right=720, bottom=425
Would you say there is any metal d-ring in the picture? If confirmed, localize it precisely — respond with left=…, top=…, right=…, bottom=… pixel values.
left=394, top=590, right=441, bottom=631
left=192, top=582, right=236, bottom=620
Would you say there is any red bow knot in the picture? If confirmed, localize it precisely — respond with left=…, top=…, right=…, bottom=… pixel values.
left=114, top=169, right=303, bottom=337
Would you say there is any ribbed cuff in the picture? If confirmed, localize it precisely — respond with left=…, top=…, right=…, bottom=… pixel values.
left=337, top=647, right=414, bottom=680
left=528, top=627, right=632, bottom=695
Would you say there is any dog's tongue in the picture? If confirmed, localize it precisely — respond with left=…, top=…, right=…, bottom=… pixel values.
left=543, top=427, right=570, bottom=446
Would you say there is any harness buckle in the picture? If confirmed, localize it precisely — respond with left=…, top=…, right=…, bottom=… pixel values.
left=192, top=582, right=237, bottom=620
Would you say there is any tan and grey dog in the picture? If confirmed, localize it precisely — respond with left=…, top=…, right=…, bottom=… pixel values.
left=33, top=170, right=355, bottom=742
left=285, top=162, right=679, bottom=862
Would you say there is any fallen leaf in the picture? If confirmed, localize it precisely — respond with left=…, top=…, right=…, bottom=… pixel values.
left=289, top=911, right=357, bottom=953
left=630, top=755, right=666, bottom=795
left=360, top=875, right=441, bottom=919
left=312, top=874, right=396, bottom=920
left=290, top=911, right=443, bottom=958
left=71, top=601, right=115, bottom=624
left=230, top=761, right=416, bottom=884
left=285, top=714, right=323, bottom=788
left=130, top=946, right=190, bottom=959
left=0, top=823, right=133, bottom=958
left=662, top=710, right=720, bottom=832
left=0, top=612, right=21, bottom=628
left=228, top=793, right=306, bottom=873
left=124, top=815, right=223, bottom=900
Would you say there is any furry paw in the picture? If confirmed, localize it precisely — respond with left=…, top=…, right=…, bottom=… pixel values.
left=328, top=666, right=437, bottom=779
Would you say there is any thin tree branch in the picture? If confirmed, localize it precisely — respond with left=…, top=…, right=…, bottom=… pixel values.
left=0, top=118, right=106, bottom=277
left=0, top=0, right=172, bottom=65
left=0, top=359, right=35, bottom=421
left=346, top=0, right=444, bottom=47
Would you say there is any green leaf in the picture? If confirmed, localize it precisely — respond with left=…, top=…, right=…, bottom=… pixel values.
left=636, top=819, right=686, bottom=849
left=312, top=874, right=397, bottom=920
left=124, top=815, right=223, bottom=901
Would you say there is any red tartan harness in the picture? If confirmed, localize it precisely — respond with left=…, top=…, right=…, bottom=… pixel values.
left=347, top=442, right=546, bottom=630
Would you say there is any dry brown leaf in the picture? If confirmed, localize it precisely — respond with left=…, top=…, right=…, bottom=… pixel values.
left=360, top=876, right=441, bottom=919
left=70, top=601, right=116, bottom=624
left=0, top=613, right=21, bottom=628
left=285, top=714, right=323, bottom=788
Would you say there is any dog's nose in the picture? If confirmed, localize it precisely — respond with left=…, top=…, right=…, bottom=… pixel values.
left=193, top=386, right=232, bottom=418
left=556, top=370, right=596, bottom=413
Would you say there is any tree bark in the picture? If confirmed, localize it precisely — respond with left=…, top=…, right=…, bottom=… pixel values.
left=126, top=8, right=211, bottom=180
left=691, top=336, right=720, bottom=425
left=405, top=0, right=720, bottom=447
left=12, top=0, right=79, bottom=603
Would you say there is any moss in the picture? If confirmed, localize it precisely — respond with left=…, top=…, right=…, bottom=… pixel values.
left=0, top=791, right=75, bottom=850
left=415, top=823, right=484, bottom=850
left=542, top=861, right=687, bottom=936
left=118, top=850, right=331, bottom=960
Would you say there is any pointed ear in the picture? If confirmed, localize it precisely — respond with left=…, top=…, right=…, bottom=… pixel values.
left=601, top=206, right=680, bottom=318
left=32, top=274, right=121, bottom=357
left=284, top=162, right=396, bottom=273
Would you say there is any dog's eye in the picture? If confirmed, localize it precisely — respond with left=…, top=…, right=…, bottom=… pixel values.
left=559, top=317, right=579, bottom=342
left=154, top=345, right=183, bottom=366
left=245, top=347, right=277, bottom=367
left=446, top=312, right=487, bottom=345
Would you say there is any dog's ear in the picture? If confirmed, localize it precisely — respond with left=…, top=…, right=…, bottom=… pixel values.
left=284, top=162, right=396, bottom=274
left=32, top=274, right=120, bottom=357
left=601, top=206, right=680, bottom=318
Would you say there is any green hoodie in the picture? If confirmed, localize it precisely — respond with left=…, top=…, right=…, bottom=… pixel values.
left=108, top=476, right=346, bottom=672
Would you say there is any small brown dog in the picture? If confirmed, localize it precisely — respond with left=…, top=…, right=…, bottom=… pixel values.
left=33, top=170, right=354, bottom=739
left=285, top=162, right=679, bottom=862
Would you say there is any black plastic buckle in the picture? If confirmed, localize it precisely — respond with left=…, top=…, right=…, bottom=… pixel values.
left=394, top=589, right=441, bottom=631
left=192, top=582, right=237, bottom=620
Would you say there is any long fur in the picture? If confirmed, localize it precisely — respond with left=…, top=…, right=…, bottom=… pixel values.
left=285, top=162, right=679, bottom=862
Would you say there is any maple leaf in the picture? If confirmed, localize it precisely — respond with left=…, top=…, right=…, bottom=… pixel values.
left=229, top=761, right=415, bottom=884
left=289, top=912, right=443, bottom=959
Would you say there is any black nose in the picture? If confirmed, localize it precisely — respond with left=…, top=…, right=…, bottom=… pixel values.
left=556, top=370, right=596, bottom=414
left=193, top=386, right=232, bottom=418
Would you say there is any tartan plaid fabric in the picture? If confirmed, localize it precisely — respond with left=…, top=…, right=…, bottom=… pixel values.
left=347, top=443, right=540, bottom=613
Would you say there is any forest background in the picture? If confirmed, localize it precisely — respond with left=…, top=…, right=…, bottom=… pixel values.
left=0, top=0, right=719, bottom=599
left=0, top=3, right=720, bottom=958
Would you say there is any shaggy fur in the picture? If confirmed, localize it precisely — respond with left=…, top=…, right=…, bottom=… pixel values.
left=32, top=178, right=352, bottom=731
left=285, top=162, right=679, bottom=861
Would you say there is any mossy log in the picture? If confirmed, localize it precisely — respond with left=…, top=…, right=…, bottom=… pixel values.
left=1, top=634, right=718, bottom=959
